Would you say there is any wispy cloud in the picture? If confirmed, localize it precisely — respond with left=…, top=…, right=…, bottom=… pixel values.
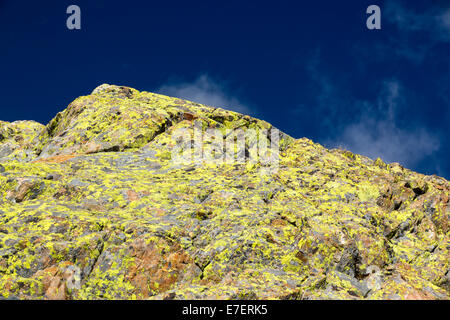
left=328, top=80, right=440, bottom=167
left=387, top=2, right=450, bottom=37
left=297, top=48, right=349, bottom=130
left=157, top=75, right=253, bottom=115
left=440, top=9, right=450, bottom=31
left=299, top=50, right=440, bottom=169
left=383, top=1, right=450, bottom=63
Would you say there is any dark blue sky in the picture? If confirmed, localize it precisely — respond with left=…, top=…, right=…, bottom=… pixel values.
left=1, top=0, right=449, bottom=178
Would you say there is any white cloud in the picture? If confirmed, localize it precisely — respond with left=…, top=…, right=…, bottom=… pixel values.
left=327, top=81, right=440, bottom=167
left=387, top=2, right=450, bottom=38
left=438, top=9, right=450, bottom=32
left=299, top=51, right=440, bottom=168
left=157, top=75, right=253, bottom=115
left=301, top=49, right=346, bottom=129
left=383, top=2, right=450, bottom=63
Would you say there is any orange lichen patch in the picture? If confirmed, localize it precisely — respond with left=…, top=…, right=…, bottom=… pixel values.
left=82, top=203, right=105, bottom=212
left=126, top=239, right=191, bottom=298
left=13, top=180, right=36, bottom=203
left=33, top=262, right=79, bottom=300
left=126, top=190, right=140, bottom=202
left=144, top=207, right=167, bottom=217
left=35, top=266, right=59, bottom=286
left=2, top=278, right=13, bottom=293
left=183, top=112, right=198, bottom=121
left=34, top=265, right=65, bottom=300
left=38, top=248, right=54, bottom=269
left=53, top=187, right=71, bottom=200
left=271, top=218, right=288, bottom=228
left=405, top=290, right=435, bottom=300
left=45, top=276, right=67, bottom=300
left=85, top=142, right=102, bottom=154
left=34, top=154, right=77, bottom=163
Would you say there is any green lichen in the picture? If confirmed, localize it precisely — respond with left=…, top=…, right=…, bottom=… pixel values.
left=0, top=84, right=448, bottom=300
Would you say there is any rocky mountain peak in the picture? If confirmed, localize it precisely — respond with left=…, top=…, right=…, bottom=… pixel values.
left=0, top=85, right=448, bottom=300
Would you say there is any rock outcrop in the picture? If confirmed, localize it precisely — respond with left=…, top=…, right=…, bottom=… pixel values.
left=0, top=84, right=448, bottom=300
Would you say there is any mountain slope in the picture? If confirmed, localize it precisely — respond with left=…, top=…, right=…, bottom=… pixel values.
left=0, top=84, right=448, bottom=300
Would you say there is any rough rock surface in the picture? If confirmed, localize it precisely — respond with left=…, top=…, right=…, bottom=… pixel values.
left=0, top=84, right=448, bottom=300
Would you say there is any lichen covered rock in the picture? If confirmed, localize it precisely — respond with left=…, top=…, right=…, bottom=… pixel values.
left=0, top=120, right=44, bottom=162
left=0, top=84, right=448, bottom=300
